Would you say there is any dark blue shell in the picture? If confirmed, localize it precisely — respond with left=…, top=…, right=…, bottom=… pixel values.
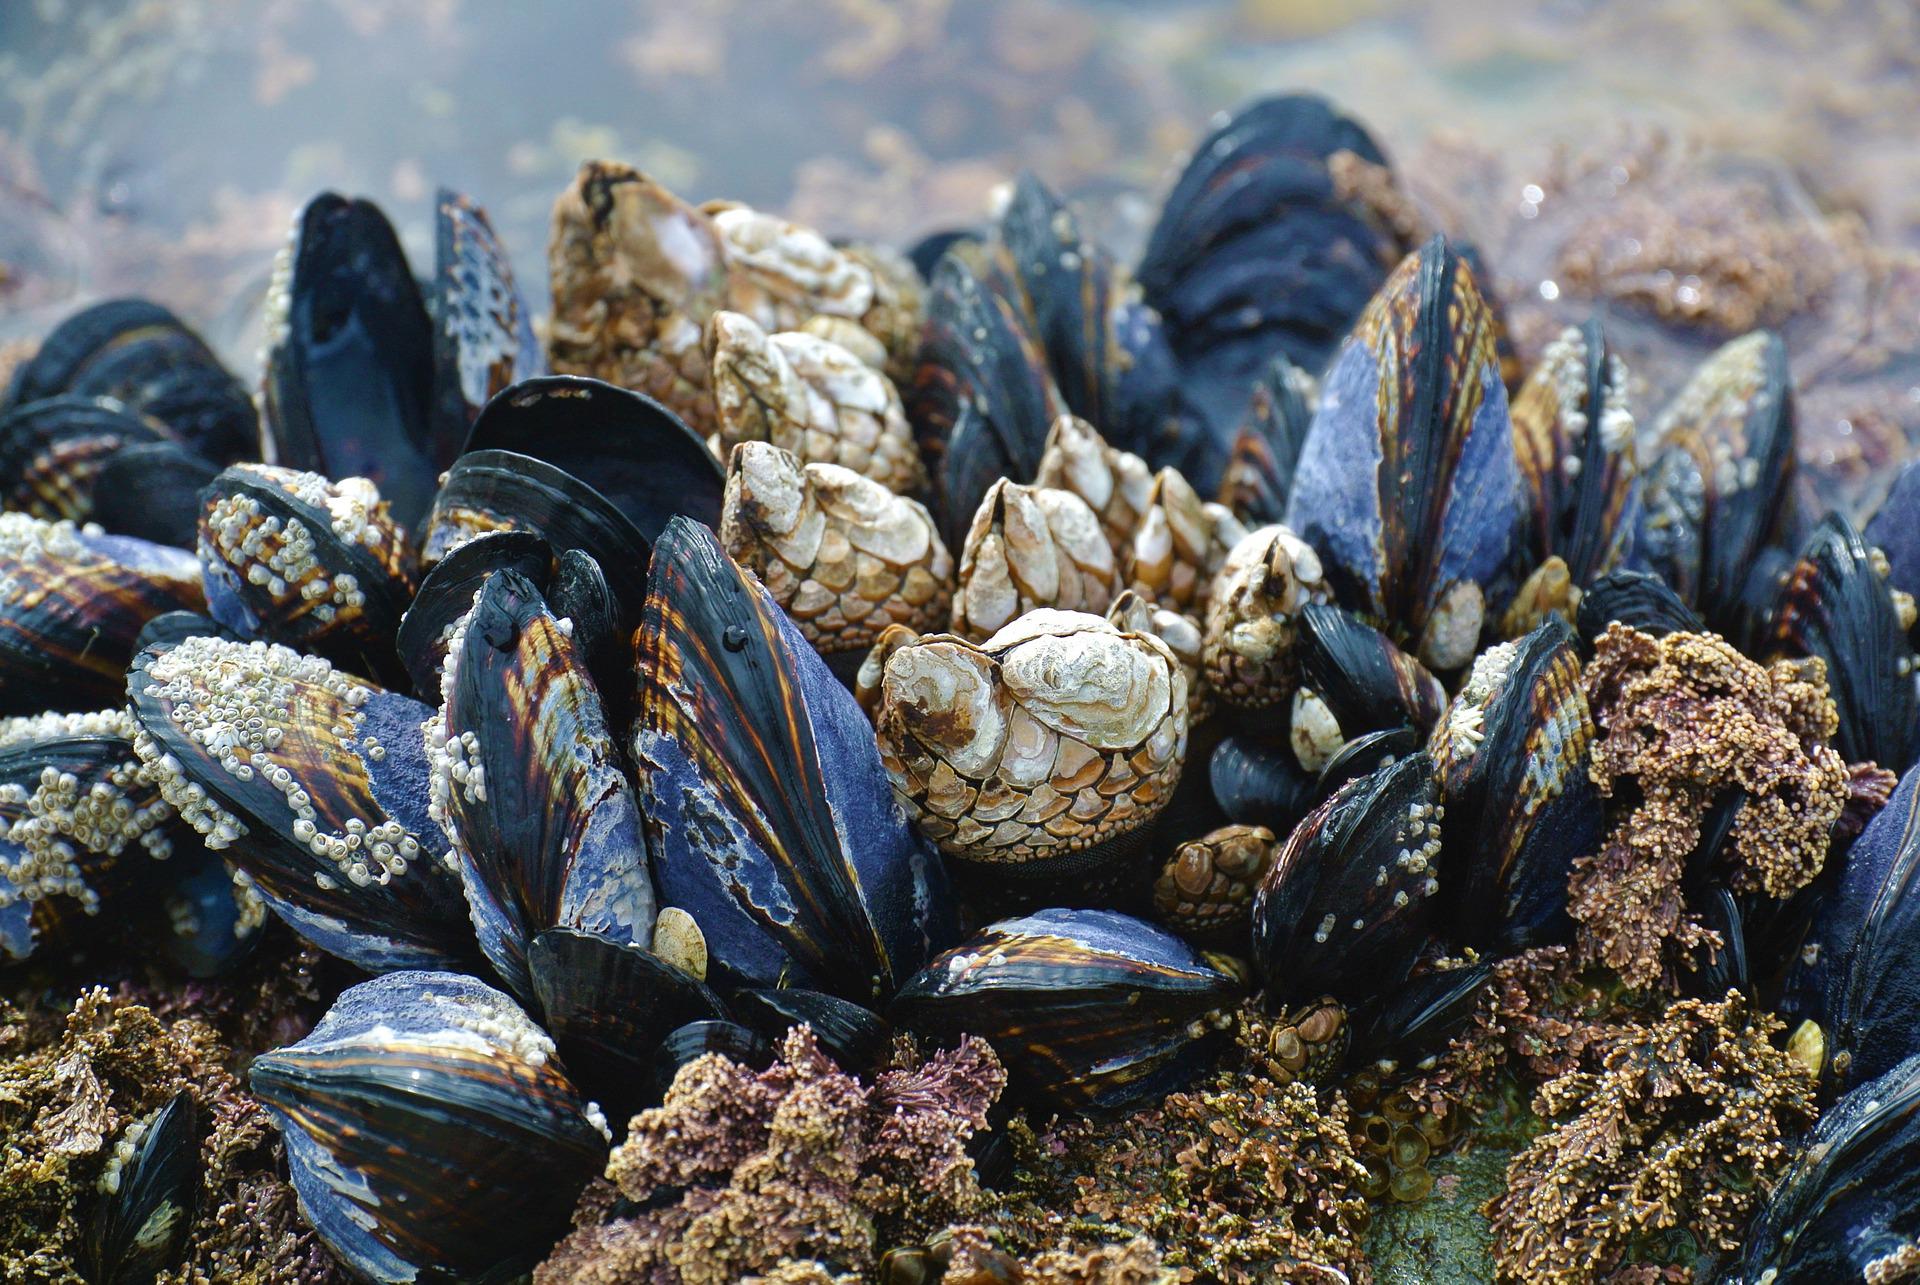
left=1866, top=460, right=1920, bottom=628
left=1219, top=353, right=1312, bottom=525
left=431, top=188, right=542, bottom=450
left=632, top=518, right=953, bottom=1002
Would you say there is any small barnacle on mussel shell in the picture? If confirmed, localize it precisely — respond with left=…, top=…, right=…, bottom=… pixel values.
left=1032, top=413, right=1155, bottom=554
left=1202, top=523, right=1330, bottom=713
left=632, top=517, right=952, bottom=1002
left=1290, top=603, right=1446, bottom=774
left=250, top=970, right=609, bottom=1283
left=890, top=907, right=1240, bottom=1110
left=197, top=464, right=417, bottom=686
left=1123, top=465, right=1248, bottom=618
left=0, top=512, right=204, bottom=714
left=127, top=634, right=473, bottom=972
left=1218, top=353, right=1314, bottom=528
left=1251, top=752, right=1444, bottom=1007
left=707, top=309, right=926, bottom=495
left=86, top=1089, right=199, bottom=1285
left=951, top=477, right=1117, bottom=641
left=1427, top=618, right=1600, bottom=952
left=1285, top=236, right=1522, bottom=673
left=720, top=440, right=952, bottom=678
left=428, top=569, right=655, bottom=999
left=0, top=394, right=171, bottom=521
left=873, top=609, right=1188, bottom=890
left=1153, top=822, right=1277, bottom=941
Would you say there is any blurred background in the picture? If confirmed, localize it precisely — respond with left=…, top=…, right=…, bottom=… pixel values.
left=3, top=0, right=1918, bottom=508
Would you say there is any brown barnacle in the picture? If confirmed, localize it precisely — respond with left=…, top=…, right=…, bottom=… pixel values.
left=1153, top=823, right=1277, bottom=941
left=855, top=624, right=920, bottom=724
left=547, top=161, right=730, bottom=436
left=950, top=479, right=1118, bottom=642
left=1031, top=414, right=1154, bottom=555
left=1571, top=625, right=1851, bottom=990
left=872, top=610, right=1187, bottom=869
left=1484, top=990, right=1819, bottom=1285
left=1201, top=524, right=1331, bottom=711
left=1105, top=589, right=1206, bottom=719
left=1123, top=467, right=1248, bottom=618
left=1234, top=995, right=1349, bottom=1087
left=1499, top=555, right=1579, bottom=638
left=708, top=310, right=926, bottom=496
left=719, top=441, right=952, bottom=664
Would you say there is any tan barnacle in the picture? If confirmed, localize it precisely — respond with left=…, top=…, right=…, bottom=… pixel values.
left=1124, top=467, right=1248, bottom=617
left=1154, top=823, right=1279, bottom=940
left=1032, top=414, right=1155, bottom=553
left=707, top=310, right=926, bottom=494
left=1107, top=589, right=1206, bottom=718
left=873, top=609, right=1187, bottom=874
left=719, top=441, right=951, bottom=667
left=854, top=622, right=920, bottom=722
left=1202, top=524, right=1330, bottom=711
left=951, top=479, right=1118, bottom=641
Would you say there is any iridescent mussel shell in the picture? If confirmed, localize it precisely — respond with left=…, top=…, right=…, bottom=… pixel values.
left=732, top=987, right=892, bottom=1072
left=1032, top=414, right=1155, bottom=554
left=1218, top=353, right=1314, bottom=527
left=1123, top=466, right=1248, bottom=619
left=0, top=513, right=204, bottom=714
left=1202, top=523, right=1331, bottom=712
left=951, top=478, right=1117, bottom=642
left=427, top=570, right=655, bottom=998
left=1290, top=603, right=1446, bottom=775
left=430, top=188, right=542, bottom=445
left=250, top=971, right=607, bottom=1283
left=719, top=441, right=952, bottom=674
left=1285, top=236, right=1522, bottom=673
left=0, top=395, right=170, bottom=521
left=891, top=907, right=1240, bottom=1110
left=1152, top=822, right=1277, bottom=941
left=632, top=517, right=951, bottom=1002
left=86, top=1090, right=199, bottom=1285
left=197, top=464, right=416, bottom=685
left=127, top=635, right=472, bottom=971
left=873, top=609, right=1188, bottom=883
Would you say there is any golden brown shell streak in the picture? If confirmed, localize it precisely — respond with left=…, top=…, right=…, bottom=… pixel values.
left=873, top=609, right=1188, bottom=876
left=951, top=477, right=1117, bottom=641
left=1202, top=524, right=1331, bottom=711
left=1032, top=414, right=1155, bottom=554
left=719, top=440, right=952, bottom=661
left=1124, top=466, right=1249, bottom=618
left=1153, top=822, right=1277, bottom=939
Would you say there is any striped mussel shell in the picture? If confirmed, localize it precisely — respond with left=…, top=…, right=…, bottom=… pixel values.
left=1637, top=330, right=1797, bottom=647
left=250, top=971, right=608, bottom=1283
left=395, top=531, right=554, bottom=694
left=1153, top=822, right=1278, bottom=941
left=0, top=708, right=187, bottom=963
left=1769, top=514, right=1918, bottom=774
left=1218, top=353, right=1314, bottom=528
left=1251, top=751, right=1444, bottom=1006
left=873, top=609, right=1189, bottom=881
left=632, top=517, right=952, bottom=1002
left=89, top=440, right=220, bottom=550
left=0, top=395, right=170, bottom=521
left=1285, top=235, right=1522, bottom=673
left=0, top=513, right=204, bottom=714
left=427, top=569, right=655, bottom=999
left=1032, top=414, right=1155, bottom=554
left=127, top=634, right=472, bottom=972
left=197, top=464, right=416, bottom=686
left=708, top=310, right=926, bottom=495
left=1123, top=466, right=1248, bottom=618
left=719, top=440, right=952, bottom=675
left=890, top=907, right=1241, bottom=1110
left=951, top=477, right=1117, bottom=642
left=1202, top=523, right=1331, bottom=712
left=1290, top=603, right=1446, bottom=775
left=1426, top=618, right=1599, bottom=952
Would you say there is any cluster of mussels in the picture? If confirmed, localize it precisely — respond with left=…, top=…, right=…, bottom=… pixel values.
left=3, top=92, right=1920, bottom=1284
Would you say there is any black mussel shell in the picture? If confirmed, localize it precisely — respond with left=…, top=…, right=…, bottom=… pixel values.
left=1729, top=1055, right=1920, bottom=1284
left=0, top=395, right=169, bottom=520
left=91, top=441, right=220, bottom=549
left=1252, top=752, right=1443, bottom=1007
left=891, top=907, right=1240, bottom=1111
left=128, top=635, right=472, bottom=972
left=132, top=610, right=239, bottom=655
left=528, top=927, right=724, bottom=1122
left=1218, top=353, right=1311, bottom=526
left=1428, top=618, right=1600, bottom=952
left=1865, top=459, right=1920, bottom=643
left=1315, top=725, right=1420, bottom=804
left=396, top=530, right=553, bottom=694
left=1211, top=732, right=1315, bottom=831
left=1771, top=514, right=1917, bottom=774
left=0, top=516, right=204, bottom=714
left=197, top=464, right=417, bottom=686
left=652, top=1020, right=773, bottom=1099
left=1688, top=886, right=1750, bottom=1000
left=86, top=1090, right=199, bottom=1285
left=548, top=547, right=633, bottom=729
left=430, top=188, right=541, bottom=448
left=263, top=193, right=442, bottom=527
left=423, top=448, right=650, bottom=589
left=250, top=971, right=607, bottom=1283
left=633, top=518, right=953, bottom=1003
left=1294, top=604, right=1446, bottom=760
left=907, top=229, right=979, bottom=282
left=431, top=569, right=655, bottom=998
left=1350, top=962, right=1492, bottom=1068
left=733, top=988, right=891, bottom=1072
left=1575, top=568, right=1703, bottom=647
left=6, top=299, right=181, bottom=408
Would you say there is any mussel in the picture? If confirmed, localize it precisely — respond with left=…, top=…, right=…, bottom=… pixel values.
left=1218, top=353, right=1314, bottom=527
left=430, top=187, right=543, bottom=442
left=395, top=531, right=554, bottom=694
left=90, top=440, right=220, bottom=549
left=951, top=478, right=1117, bottom=641
left=1865, top=459, right=1920, bottom=643
left=0, top=395, right=170, bottom=521
left=86, top=1090, right=200, bottom=1285
left=1289, top=603, right=1446, bottom=774
left=1574, top=568, right=1704, bottom=646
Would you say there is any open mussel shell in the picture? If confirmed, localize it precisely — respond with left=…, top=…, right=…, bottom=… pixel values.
left=1729, top=1055, right=1920, bottom=1284
left=197, top=464, right=417, bottom=686
left=1218, top=352, right=1312, bottom=527
left=890, top=907, right=1240, bottom=1110
left=430, top=569, right=655, bottom=998
left=1574, top=568, right=1703, bottom=647
left=249, top=971, right=608, bottom=1283
left=633, top=517, right=953, bottom=1003
left=0, top=514, right=204, bottom=714
left=430, top=188, right=542, bottom=447
left=527, top=928, right=724, bottom=1123
left=1428, top=619, right=1600, bottom=952
left=86, top=1090, right=199, bottom=1285
left=396, top=531, right=553, bottom=694
left=1252, top=751, right=1443, bottom=1007
left=733, top=988, right=892, bottom=1071
left=1291, top=603, right=1445, bottom=772
left=91, top=441, right=220, bottom=549
left=1285, top=236, right=1521, bottom=673
left=652, top=1020, right=773, bottom=1099
left=0, top=395, right=169, bottom=520
left=128, top=635, right=472, bottom=972
left=1771, top=514, right=1918, bottom=773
